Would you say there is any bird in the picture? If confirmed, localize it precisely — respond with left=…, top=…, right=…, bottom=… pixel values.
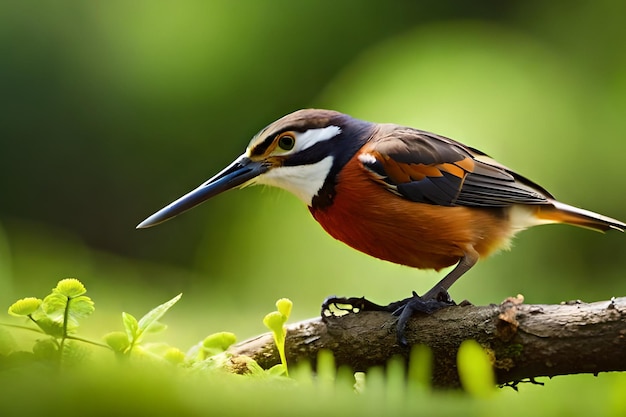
left=137, top=109, right=625, bottom=344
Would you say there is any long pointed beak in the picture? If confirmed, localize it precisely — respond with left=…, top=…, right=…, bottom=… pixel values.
left=136, top=155, right=267, bottom=229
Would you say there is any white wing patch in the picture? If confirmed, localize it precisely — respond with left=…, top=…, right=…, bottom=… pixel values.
left=357, top=153, right=377, bottom=165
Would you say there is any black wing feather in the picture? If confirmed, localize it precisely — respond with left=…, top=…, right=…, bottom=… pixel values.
left=396, top=171, right=463, bottom=206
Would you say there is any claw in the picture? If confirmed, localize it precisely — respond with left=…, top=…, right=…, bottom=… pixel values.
left=321, top=296, right=387, bottom=318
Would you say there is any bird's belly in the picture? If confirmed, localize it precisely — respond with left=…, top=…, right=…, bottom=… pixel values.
left=309, top=162, right=513, bottom=270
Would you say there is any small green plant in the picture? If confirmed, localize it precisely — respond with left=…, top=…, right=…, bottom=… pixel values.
left=7, top=278, right=97, bottom=364
left=103, top=293, right=182, bottom=359
left=195, top=331, right=238, bottom=359
left=262, top=297, right=292, bottom=376
left=186, top=331, right=238, bottom=370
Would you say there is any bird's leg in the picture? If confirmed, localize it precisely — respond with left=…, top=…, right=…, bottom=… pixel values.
left=422, top=247, right=479, bottom=300
left=321, top=249, right=478, bottom=346
left=393, top=248, right=478, bottom=345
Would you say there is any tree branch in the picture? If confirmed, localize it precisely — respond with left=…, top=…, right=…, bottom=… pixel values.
left=227, top=296, right=626, bottom=387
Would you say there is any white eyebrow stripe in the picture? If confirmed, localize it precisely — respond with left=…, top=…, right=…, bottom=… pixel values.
left=293, top=125, right=341, bottom=153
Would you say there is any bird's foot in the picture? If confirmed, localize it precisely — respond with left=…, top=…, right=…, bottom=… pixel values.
left=392, top=290, right=456, bottom=347
left=321, top=290, right=456, bottom=347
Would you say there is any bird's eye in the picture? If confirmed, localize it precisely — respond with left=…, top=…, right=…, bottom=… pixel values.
left=277, top=134, right=295, bottom=151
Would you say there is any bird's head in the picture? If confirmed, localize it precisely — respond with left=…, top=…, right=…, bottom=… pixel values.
left=137, top=109, right=372, bottom=228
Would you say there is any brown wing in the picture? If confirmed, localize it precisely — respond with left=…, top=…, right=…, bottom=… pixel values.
left=360, top=126, right=552, bottom=207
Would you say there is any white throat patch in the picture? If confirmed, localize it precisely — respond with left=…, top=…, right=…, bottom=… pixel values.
left=253, top=156, right=334, bottom=206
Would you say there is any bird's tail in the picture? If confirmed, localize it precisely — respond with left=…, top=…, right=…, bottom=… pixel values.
left=535, top=201, right=626, bottom=232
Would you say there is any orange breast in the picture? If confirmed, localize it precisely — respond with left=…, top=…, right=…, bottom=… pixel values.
left=309, top=154, right=514, bottom=271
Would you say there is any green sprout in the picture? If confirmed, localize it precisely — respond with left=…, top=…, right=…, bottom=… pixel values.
left=263, top=298, right=292, bottom=376
left=104, top=293, right=182, bottom=358
left=201, top=331, right=237, bottom=358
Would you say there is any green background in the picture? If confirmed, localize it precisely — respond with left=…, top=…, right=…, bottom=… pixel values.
left=1, top=0, right=625, bottom=412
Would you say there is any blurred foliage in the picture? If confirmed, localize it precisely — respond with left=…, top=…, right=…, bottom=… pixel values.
left=1, top=0, right=626, bottom=413
left=3, top=346, right=625, bottom=417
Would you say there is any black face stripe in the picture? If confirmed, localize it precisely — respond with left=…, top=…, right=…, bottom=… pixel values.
left=249, top=134, right=277, bottom=157
left=281, top=138, right=333, bottom=166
